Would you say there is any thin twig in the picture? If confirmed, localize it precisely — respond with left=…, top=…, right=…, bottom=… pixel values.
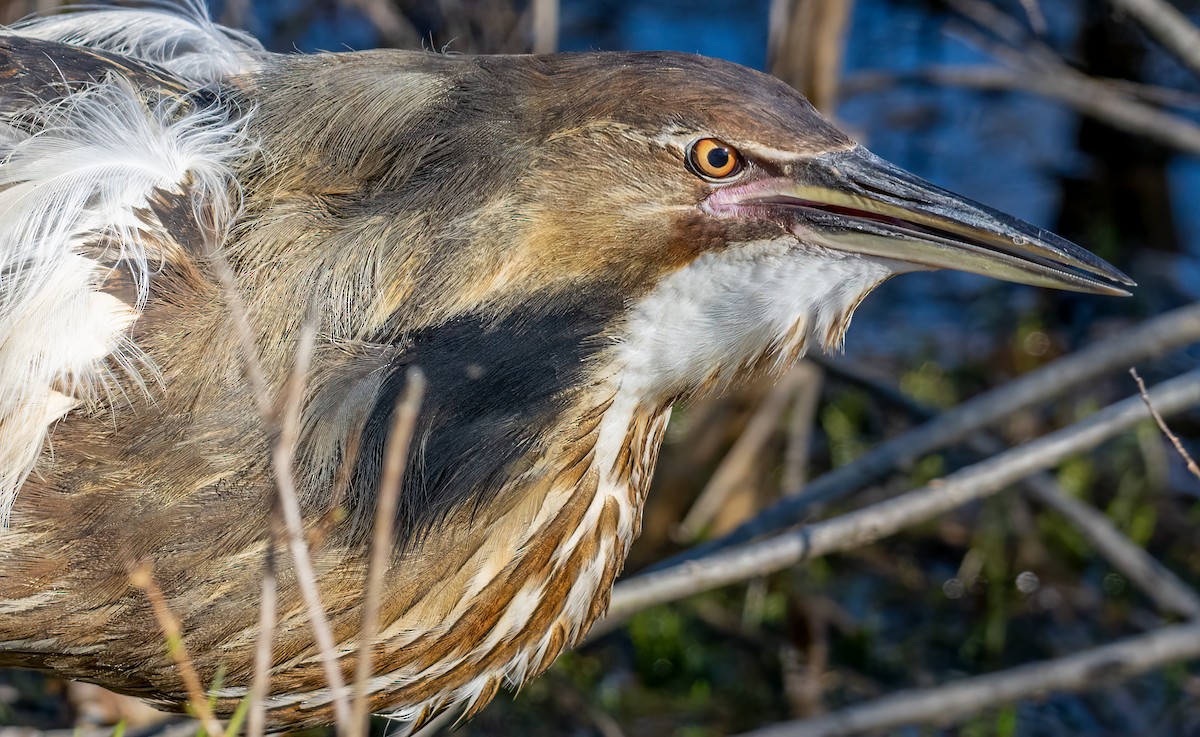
left=1132, top=367, right=1200, bottom=481
left=350, top=369, right=427, bottom=737
left=600, top=368, right=1200, bottom=630
left=128, top=564, right=226, bottom=737
left=207, top=253, right=271, bottom=421
left=266, top=324, right=353, bottom=732
left=733, top=619, right=1200, bottom=737
left=1107, top=0, right=1200, bottom=78
left=650, top=304, right=1200, bottom=571
left=246, top=536, right=278, bottom=737
left=945, top=0, right=1060, bottom=65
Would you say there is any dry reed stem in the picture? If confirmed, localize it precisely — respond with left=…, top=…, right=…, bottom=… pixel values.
left=678, top=368, right=805, bottom=540
left=530, top=0, right=558, bottom=53
left=767, top=0, right=853, bottom=114
left=783, top=361, right=823, bottom=495
left=266, top=324, right=353, bottom=732
left=1131, top=367, right=1200, bottom=482
left=246, top=538, right=278, bottom=737
left=350, top=368, right=427, bottom=737
left=128, top=564, right=226, bottom=737
left=210, top=251, right=352, bottom=733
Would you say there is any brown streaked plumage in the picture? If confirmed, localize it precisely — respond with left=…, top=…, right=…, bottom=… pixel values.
left=0, top=4, right=1132, bottom=731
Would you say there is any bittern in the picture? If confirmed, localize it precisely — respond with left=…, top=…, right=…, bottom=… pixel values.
left=0, top=2, right=1131, bottom=731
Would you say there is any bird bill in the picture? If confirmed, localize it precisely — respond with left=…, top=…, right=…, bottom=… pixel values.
left=739, top=146, right=1134, bottom=296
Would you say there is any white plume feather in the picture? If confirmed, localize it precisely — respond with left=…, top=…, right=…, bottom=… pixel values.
left=0, top=6, right=254, bottom=524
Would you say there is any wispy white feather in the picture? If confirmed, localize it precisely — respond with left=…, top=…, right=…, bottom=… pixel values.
left=10, top=0, right=264, bottom=83
left=0, top=51, right=250, bottom=524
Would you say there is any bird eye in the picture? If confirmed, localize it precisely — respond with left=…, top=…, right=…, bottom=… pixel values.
left=687, top=138, right=743, bottom=181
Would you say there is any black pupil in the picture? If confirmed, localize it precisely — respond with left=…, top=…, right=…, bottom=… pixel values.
left=706, top=147, right=730, bottom=171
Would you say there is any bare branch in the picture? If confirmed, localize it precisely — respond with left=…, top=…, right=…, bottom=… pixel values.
left=1132, top=367, right=1200, bottom=481
left=732, top=619, right=1200, bottom=737
left=1107, top=0, right=1200, bottom=78
left=817, top=356, right=1200, bottom=619
left=945, top=0, right=1060, bottom=63
left=1024, top=469, right=1200, bottom=618
left=843, top=65, right=1200, bottom=112
left=651, top=304, right=1200, bottom=571
left=602, top=368, right=1200, bottom=629
left=855, top=0, right=1200, bottom=154
left=850, top=62, right=1200, bottom=156
left=350, top=368, right=426, bottom=737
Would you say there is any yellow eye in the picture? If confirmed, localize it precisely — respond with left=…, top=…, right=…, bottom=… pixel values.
left=687, top=137, right=742, bottom=180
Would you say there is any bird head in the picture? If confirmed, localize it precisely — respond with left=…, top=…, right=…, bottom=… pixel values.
left=236, top=49, right=1131, bottom=540
left=243, top=49, right=1130, bottom=399
left=469, top=52, right=1133, bottom=398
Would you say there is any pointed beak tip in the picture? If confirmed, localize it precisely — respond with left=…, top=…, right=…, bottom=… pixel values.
left=769, top=149, right=1137, bottom=300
